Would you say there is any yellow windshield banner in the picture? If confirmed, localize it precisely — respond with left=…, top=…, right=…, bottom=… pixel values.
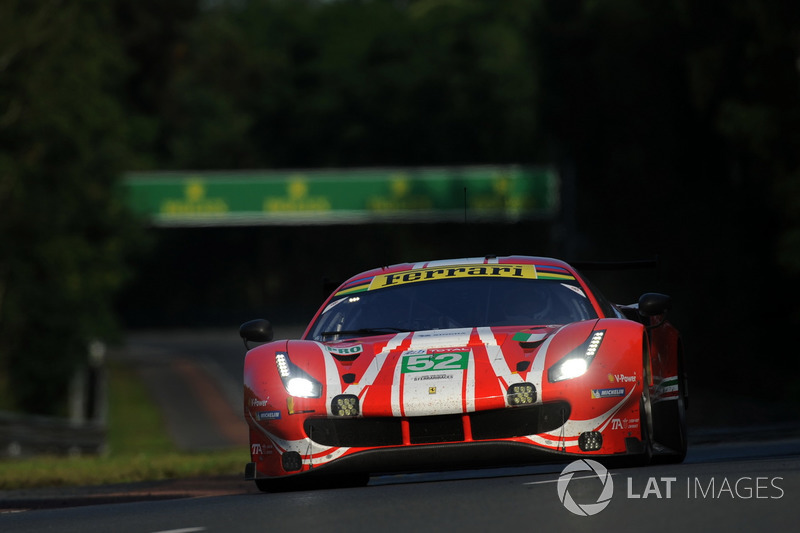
left=369, top=264, right=538, bottom=290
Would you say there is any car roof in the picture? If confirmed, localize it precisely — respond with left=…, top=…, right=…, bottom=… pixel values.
left=307, top=256, right=604, bottom=339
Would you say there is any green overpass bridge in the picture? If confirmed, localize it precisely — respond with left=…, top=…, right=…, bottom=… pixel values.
left=122, top=166, right=558, bottom=226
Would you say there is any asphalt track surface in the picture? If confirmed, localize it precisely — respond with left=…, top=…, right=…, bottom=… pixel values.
left=1, top=329, right=799, bottom=532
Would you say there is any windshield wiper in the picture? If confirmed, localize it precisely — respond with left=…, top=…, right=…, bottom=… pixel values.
left=320, top=327, right=412, bottom=339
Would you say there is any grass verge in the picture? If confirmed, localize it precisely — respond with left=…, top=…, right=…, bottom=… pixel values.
left=0, top=360, right=246, bottom=490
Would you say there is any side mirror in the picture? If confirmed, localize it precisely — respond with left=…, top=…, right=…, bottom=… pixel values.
left=240, top=319, right=274, bottom=349
left=638, top=293, right=672, bottom=317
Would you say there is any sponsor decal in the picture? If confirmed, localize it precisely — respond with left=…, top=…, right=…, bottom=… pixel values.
left=401, top=351, right=469, bottom=373
left=328, top=344, right=363, bottom=356
left=256, top=410, right=282, bottom=421
left=610, top=418, right=639, bottom=430
left=250, top=398, right=270, bottom=407
left=371, top=264, right=537, bottom=289
left=322, top=297, right=348, bottom=313
left=591, top=387, right=626, bottom=399
left=658, top=376, right=679, bottom=393
left=429, top=387, right=436, bottom=394
left=562, top=283, right=586, bottom=296
left=251, top=443, right=263, bottom=455
left=427, top=346, right=469, bottom=353
left=607, top=373, right=637, bottom=383
left=411, top=373, right=454, bottom=381
left=414, top=330, right=470, bottom=340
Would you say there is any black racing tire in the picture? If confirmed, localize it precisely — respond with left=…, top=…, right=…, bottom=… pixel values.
left=638, top=378, right=654, bottom=465
left=653, top=352, right=688, bottom=463
left=255, top=478, right=284, bottom=493
left=610, top=345, right=654, bottom=469
left=607, top=384, right=654, bottom=469
left=638, top=334, right=655, bottom=465
left=255, top=472, right=370, bottom=492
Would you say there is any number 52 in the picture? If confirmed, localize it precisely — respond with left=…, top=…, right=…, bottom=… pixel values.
left=402, top=352, right=468, bottom=373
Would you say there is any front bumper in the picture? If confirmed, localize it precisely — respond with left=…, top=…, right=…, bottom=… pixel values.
left=245, top=437, right=644, bottom=482
left=305, top=401, right=570, bottom=447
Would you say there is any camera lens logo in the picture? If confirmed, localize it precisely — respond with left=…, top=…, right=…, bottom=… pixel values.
left=557, top=459, right=614, bottom=516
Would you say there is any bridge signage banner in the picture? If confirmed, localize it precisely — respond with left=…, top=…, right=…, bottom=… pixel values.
left=122, top=166, right=558, bottom=226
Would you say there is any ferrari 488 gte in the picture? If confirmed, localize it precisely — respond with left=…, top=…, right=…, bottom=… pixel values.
left=240, top=255, right=687, bottom=490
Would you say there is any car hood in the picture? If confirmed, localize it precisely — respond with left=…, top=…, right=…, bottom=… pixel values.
left=300, top=324, right=590, bottom=417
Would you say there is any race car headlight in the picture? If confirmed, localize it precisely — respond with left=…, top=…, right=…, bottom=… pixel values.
left=507, top=382, right=537, bottom=406
left=286, top=377, right=319, bottom=398
left=548, top=330, right=605, bottom=382
left=275, top=352, right=322, bottom=398
left=549, top=357, right=589, bottom=382
left=579, top=431, right=603, bottom=451
left=331, top=394, right=360, bottom=416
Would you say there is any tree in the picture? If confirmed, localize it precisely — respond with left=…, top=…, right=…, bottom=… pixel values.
left=156, top=0, right=544, bottom=169
left=0, top=0, right=141, bottom=415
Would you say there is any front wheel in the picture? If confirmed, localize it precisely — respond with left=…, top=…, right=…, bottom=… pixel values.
left=653, top=354, right=688, bottom=463
left=638, top=382, right=654, bottom=465
left=255, top=472, right=370, bottom=492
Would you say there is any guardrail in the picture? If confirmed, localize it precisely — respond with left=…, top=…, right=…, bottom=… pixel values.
left=0, top=350, right=108, bottom=458
left=0, top=411, right=106, bottom=457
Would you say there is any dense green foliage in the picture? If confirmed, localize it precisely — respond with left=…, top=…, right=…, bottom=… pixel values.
left=0, top=1, right=141, bottom=414
left=124, top=0, right=800, bottom=400
left=2, top=0, right=800, bottom=413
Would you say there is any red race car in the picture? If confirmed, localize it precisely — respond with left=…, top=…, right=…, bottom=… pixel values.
left=240, top=255, right=687, bottom=491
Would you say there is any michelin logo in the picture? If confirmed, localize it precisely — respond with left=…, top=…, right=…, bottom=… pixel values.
left=591, top=387, right=625, bottom=399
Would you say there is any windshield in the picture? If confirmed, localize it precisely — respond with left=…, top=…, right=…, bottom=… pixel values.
left=307, top=277, right=598, bottom=341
